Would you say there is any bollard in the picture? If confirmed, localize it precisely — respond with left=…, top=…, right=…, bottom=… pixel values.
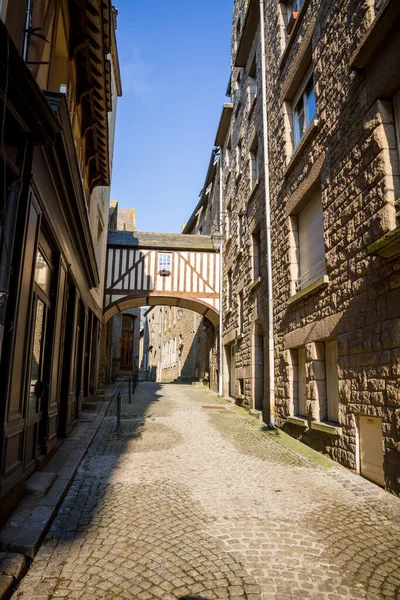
left=117, top=391, right=121, bottom=432
left=128, top=377, right=132, bottom=404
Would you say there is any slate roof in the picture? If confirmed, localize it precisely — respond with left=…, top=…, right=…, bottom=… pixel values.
left=108, top=230, right=215, bottom=251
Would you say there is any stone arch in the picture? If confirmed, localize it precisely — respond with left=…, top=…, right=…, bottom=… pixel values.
left=103, top=293, right=219, bottom=327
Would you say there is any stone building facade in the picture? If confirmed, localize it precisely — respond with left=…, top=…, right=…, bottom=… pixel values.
left=0, top=1, right=121, bottom=521
left=219, top=0, right=400, bottom=494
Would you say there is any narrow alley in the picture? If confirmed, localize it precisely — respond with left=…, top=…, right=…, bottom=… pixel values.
left=11, top=383, right=400, bottom=600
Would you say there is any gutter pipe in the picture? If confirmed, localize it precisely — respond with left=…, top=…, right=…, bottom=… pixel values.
left=259, top=0, right=275, bottom=427
left=218, top=150, right=223, bottom=397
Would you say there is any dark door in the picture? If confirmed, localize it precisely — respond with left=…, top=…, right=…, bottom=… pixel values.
left=120, top=315, right=134, bottom=371
left=24, top=248, right=53, bottom=467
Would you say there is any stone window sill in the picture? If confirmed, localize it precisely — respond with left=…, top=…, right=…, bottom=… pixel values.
left=286, top=416, right=307, bottom=427
left=367, top=225, right=400, bottom=259
left=248, top=180, right=260, bottom=202
left=278, top=0, right=311, bottom=72
left=310, top=421, right=342, bottom=435
left=249, top=277, right=261, bottom=292
left=288, top=275, right=329, bottom=306
left=284, top=119, right=319, bottom=177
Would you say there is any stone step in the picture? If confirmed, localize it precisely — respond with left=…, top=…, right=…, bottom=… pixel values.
left=25, top=472, right=57, bottom=498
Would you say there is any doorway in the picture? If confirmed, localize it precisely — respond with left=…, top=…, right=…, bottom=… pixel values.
left=24, top=247, right=53, bottom=468
left=120, top=314, right=135, bottom=371
left=227, top=344, right=236, bottom=399
left=253, top=324, right=264, bottom=411
left=359, top=416, right=385, bottom=487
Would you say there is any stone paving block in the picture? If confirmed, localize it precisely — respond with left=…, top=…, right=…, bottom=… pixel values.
left=0, top=554, right=26, bottom=580
left=8, top=383, right=400, bottom=600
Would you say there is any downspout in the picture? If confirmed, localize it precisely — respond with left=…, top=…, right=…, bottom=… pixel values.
left=218, top=150, right=223, bottom=397
left=22, top=0, right=33, bottom=61
left=159, top=305, right=165, bottom=382
left=259, top=0, right=275, bottom=427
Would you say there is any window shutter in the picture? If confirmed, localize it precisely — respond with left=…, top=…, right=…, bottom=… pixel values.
left=298, top=190, right=325, bottom=288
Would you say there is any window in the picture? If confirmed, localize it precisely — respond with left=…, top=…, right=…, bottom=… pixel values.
left=158, top=252, right=172, bottom=272
left=394, top=90, right=400, bottom=224
left=252, top=232, right=260, bottom=280
left=250, top=136, right=259, bottom=189
left=295, top=190, right=326, bottom=291
left=238, top=291, right=244, bottom=334
left=293, top=68, right=316, bottom=148
left=238, top=214, right=244, bottom=249
left=247, top=56, right=257, bottom=111
left=225, top=137, right=232, bottom=177
left=325, top=341, right=339, bottom=423
left=233, top=70, right=242, bottom=108
left=227, top=270, right=233, bottom=309
left=236, top=141, right=242, bottom=178
left=297, top=347, right=307, bottom=417
left=225, top=203, right=232, bottom=239
left=288, top=0, right=303, bottom=13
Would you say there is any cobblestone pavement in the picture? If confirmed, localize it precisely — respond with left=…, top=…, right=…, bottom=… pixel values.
left=12, top=383, right=400, bottom=600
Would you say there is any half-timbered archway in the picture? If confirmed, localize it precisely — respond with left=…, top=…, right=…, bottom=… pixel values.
left=104, top=231, right=220, bottom=325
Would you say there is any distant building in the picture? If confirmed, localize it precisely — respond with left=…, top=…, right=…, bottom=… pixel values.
left=99, top=202, right=141, bottom=384
left=141, top=151, right=221, bottom=388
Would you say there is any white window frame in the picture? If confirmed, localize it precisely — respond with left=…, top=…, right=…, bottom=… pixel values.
left=250, top=146, right=259, bottom=189
left=294, top=190, right=326, bottom=291
left=288, top=0, right=303, bottom=15
left=247, top=76, right=257, bottom=111
left=158, top=252, right=172, bottom=273
left=292, top=65, right=316, bottom=148
left=235, top=142, right=242, bottom=178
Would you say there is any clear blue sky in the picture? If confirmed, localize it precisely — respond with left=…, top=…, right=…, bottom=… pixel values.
left=110, top=0, right=233, bottom=233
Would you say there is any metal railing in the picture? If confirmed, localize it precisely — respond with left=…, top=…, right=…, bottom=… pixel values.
left=296, top=259, right=326, bottom=292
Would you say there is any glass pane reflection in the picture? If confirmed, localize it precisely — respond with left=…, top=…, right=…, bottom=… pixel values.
left=29, top=299, right=45, bottom=416
left=34, top=250, right=51, bottom=296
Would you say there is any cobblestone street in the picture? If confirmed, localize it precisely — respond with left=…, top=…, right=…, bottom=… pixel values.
left=12, top=383, right=400, bottom=600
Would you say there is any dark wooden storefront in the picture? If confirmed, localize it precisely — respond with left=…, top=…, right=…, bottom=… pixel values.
left=0, top=22, right=102, bottom=524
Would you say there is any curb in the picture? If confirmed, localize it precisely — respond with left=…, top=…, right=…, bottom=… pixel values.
left=0, top=385, right=118, bottom=598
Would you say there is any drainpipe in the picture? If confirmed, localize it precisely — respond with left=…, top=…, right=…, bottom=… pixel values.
left=22, top=0, right=33, bottom=61
left=218, top=151, right=223, bottom=397
left=259, top=0, right=275, bottom=427
left=159, top=306, right=165, bottom=382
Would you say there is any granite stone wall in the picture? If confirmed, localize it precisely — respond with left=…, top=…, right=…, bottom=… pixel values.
left=224, top=0, right=400, bottom=493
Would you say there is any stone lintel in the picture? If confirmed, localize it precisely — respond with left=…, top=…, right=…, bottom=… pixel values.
left=284, top=311, right=344, bottom=349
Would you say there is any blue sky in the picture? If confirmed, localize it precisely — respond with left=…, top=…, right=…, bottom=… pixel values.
left=110, top=0, right=233, bottom=233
